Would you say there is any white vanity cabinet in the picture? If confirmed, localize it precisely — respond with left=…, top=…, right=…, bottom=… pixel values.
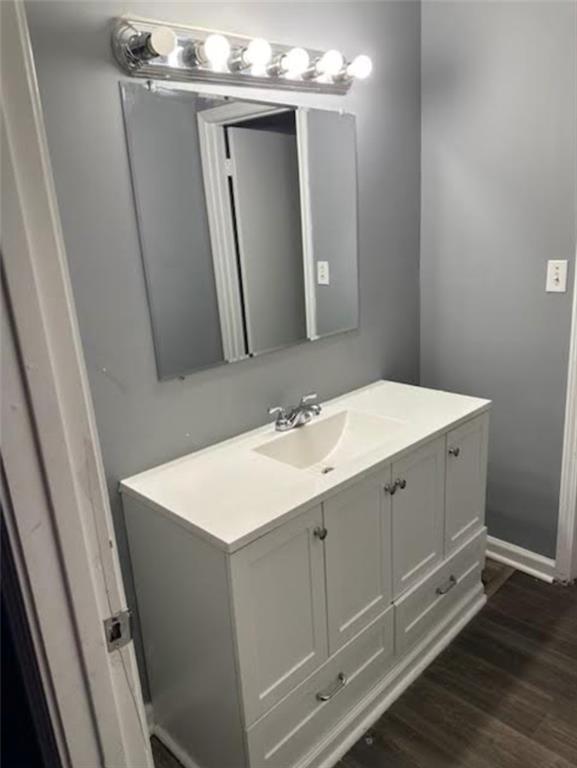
left=121, top=382, right=490, bottom=768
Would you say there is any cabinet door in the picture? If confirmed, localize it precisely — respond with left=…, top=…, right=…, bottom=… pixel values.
left=230, top=506, right=328, bottom=725
left=391, top=437, right=445, bottom=598
left=445, top=414, right=489, bottom=555
left=323, top=472, right=392, bottom=654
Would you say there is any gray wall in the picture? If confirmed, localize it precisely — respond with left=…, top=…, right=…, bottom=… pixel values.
left=25, top=0, right=421, bottom=684
left=420, top=1, right=577, bottom=557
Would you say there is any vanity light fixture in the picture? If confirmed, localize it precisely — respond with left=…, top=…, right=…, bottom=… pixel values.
left=124, top=26, right=178, bottom=65
left=112, top=16, right=373, bottom=94
left=314, top=49, right=345, bottom=79
left=194, top=33, right=231, bottom=71
left=267, top=46, right=310, bottom=78
left=346, top=54, right=373, bottom=81
left=231, top=38, right=273, bottom=74
left=278, top=47, right=311, bottom=79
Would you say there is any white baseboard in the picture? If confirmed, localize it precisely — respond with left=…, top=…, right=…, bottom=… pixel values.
left=486, top=535, right=556, bottom=583
left=152, top=723, right=201, bottom=768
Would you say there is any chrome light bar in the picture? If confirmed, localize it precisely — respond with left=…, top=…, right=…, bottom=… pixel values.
left=111, top=16, right=373, bottom=95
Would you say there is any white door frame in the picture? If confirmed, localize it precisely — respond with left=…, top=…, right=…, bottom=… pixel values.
left=197, top=101, right=287, bottom=362
left=1, top=2, right=153, bottom=765
left=197, top=100, right=319, bottom=348
left=295, top=108, right=318, bottom=341
left=555, top=245, right=577, bottom=583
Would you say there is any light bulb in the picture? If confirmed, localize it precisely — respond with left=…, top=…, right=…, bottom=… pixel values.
left=148, top=27, right=178, bottom=58
left=201, top=34, right=230, bottom=70
left=347, top=54, right=373, bottom=80
left=317, top=49, right=344, bottom=78
left=127, top=26, right=177, bottom=62
left=281, top=47, right=310, bottom=78
left=243, top=38, right=272, bottom=73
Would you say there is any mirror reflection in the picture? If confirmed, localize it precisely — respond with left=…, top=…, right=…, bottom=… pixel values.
left=121, top=83, right=359, bottom=379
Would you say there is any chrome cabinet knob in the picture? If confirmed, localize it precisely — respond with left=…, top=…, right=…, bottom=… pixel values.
left=448, top=447, right=461, bottom=457
left=384, top=483, right=397, bottom=495
left=395, top=478, right=407, bottom=490
left=313, top=526, right=328, bottom=540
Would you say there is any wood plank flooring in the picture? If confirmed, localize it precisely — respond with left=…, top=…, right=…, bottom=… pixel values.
left=151, top=736, right=182, bottom=768
left=339, top=571, right=577, bottom=768
left=152, top=569, right=577, bottom=768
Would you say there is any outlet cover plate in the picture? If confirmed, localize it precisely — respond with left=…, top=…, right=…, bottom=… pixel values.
left=546, top=260, right=568, bottom=293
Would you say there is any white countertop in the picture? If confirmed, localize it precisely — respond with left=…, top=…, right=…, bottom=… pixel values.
left=120, top=381, right=490, bottom=553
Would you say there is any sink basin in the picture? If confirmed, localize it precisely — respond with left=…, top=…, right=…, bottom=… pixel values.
left=254, top=410, right=406, bottom=472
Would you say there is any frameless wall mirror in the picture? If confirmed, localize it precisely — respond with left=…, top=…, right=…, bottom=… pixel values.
left=121, top=82, right=359, bottom=379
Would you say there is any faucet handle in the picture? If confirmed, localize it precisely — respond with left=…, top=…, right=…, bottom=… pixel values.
left=268, top=405, right=291, bottom=431
left=300, top=393, right=321, bottom=415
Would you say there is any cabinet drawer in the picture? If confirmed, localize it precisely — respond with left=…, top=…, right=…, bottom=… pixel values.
left=247, top=607, right=394, bottom=768
left=395, top=529, right=486, bottom=656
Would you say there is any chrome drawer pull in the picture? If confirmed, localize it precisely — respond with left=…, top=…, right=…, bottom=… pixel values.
left=384, top=483, right=397, bottom=495
left=316, top=672, right=348, bottom=702
left=436, top=575, right=457, bottom=595
left=395, top=478, right=407, bottom=490
left=313, top=526, right=328, bottom=541
left=448, top=446, right=460, bottom=457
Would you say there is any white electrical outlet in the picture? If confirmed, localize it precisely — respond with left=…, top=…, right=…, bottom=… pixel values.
left=546, top=260, right=568, bottom=293
left=317, top=261, right=330, bottom=285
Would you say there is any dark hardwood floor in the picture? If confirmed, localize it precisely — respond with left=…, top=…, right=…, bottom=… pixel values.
left=151, top=736, right=181, bottom=768
left=152, top=569, right=577, bottom=768
left=339, top=572, right=577, bottom=768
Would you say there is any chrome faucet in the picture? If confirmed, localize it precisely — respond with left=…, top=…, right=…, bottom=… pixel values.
left=268, top=393, right=322, bottom=432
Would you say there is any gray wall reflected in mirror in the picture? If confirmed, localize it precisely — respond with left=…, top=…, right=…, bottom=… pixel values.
left=120, top=83, right=359, bottom=380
